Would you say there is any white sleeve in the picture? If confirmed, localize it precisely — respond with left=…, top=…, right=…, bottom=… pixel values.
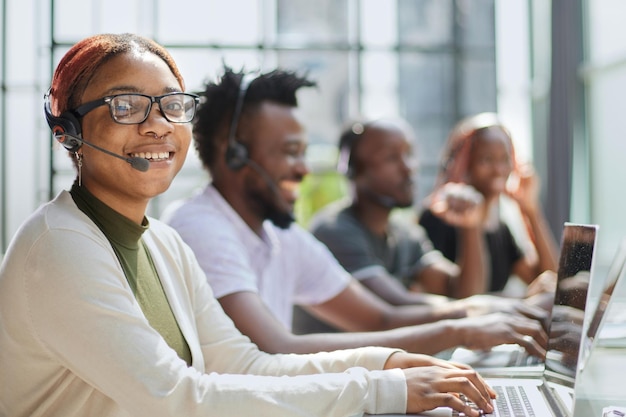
left=288, top=224, right=352, bottom=305
left=25, top=224, right=406, bottom=417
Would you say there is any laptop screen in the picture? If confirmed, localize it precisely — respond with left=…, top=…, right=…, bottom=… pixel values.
left=543, top=223, right=599, bottom=388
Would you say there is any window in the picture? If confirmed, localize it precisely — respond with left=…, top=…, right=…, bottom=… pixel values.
left=0, top=0, right=500, bottom=250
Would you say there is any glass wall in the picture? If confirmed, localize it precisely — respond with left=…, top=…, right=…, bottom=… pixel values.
left=3, top=0, right=622, bottom=306
left=1, top=0, right=536, bottom=255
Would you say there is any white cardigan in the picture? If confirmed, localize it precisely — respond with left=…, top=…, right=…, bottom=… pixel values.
left=0, top=191, right=407, bottom=417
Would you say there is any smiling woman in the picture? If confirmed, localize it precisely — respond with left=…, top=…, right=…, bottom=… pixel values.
left=418, top=112, right=559, bottom=296
left=0, top=33, right=496, bottom=417
left=41, top=34, right=194, bottom=223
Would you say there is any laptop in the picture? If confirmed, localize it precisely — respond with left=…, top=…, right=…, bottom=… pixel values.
left=449, top=223, right=598, bottom=377
left=579, top=238, right=626, bottom=365
left=388, top=223, right=599, bottom=417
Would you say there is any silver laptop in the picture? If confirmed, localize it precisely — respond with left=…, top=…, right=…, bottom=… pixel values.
left=396, top=223, right=599, bottom=417
left=579, top=237, right=626, bottom=365
left=450, top=223, right=598, bottom=378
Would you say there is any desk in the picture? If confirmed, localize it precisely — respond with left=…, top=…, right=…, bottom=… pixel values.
left=574, top=288, right=626, bottom=416
left=574, top=346, right=626, bottom=416
left=365, top=288, right=626, bottom=417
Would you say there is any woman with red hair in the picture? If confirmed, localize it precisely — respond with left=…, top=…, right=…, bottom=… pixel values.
left=419, top=112, right=559, bottom=295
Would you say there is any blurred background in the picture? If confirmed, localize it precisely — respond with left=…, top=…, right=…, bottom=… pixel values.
left=0, top=0, right=624, bottom=272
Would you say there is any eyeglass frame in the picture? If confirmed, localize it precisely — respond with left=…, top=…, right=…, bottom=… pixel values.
left=71, top=92, right=200, bottom=124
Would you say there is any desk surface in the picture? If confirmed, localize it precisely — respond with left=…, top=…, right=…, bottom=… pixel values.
left=574, top=346, right=626, bottom=417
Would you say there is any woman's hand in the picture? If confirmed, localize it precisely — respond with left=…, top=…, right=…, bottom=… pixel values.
left=384, top=352, right=496, bottom=415
left=429, top=182, right=484, bottom=228
left=506, top=163, right=541, bottom=215
left=403, top=365, right=495, bottom=416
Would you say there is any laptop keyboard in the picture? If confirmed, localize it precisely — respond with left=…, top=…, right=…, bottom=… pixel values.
left=455, top=385, right=536, bottom=417
left=488, top=386, right=536, bottom=417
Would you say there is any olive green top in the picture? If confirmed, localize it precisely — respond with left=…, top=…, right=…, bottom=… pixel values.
left=70, top=183, right=192, bottom=366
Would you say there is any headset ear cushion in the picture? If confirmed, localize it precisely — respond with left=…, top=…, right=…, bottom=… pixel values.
left=44, top=100, right=83, bottom=152
left=55, top=111, right=81, bottom=137
left=225, top=141, right=248, bottom=170
left=51, top=112, right=82, bottom=152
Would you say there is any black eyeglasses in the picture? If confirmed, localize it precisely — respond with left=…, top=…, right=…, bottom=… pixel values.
left=72, top=92, right=200, bottom=124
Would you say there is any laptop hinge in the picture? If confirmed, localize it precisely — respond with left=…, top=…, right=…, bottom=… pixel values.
left=539, top=383, right=569, bottom=417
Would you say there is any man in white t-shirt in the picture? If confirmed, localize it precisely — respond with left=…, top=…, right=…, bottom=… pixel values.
left=162, top=66, right=548, bottom=357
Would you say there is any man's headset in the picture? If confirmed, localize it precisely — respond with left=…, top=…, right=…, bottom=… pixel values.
left=336, top=121, right=369, bottom=179
left=225, top=72, right=259, bottom=170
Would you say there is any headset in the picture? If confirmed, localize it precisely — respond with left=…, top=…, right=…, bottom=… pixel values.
left=336, top=121, right=368, bottom=179
left=225, top=72, right=259, bottom=170
left=43, top=90, right=83, bottom=152
left=42, top=89, right=150, bottom=172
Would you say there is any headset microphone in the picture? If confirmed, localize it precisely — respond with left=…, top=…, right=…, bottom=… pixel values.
left=53, top=132, right=150, bottom=172
left=361, top=186, right=397, bottom=209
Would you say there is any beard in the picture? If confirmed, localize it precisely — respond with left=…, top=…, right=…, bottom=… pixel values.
left=249, top=181, right=296, bottom=229
left=266, top=205, right=295, bottom=229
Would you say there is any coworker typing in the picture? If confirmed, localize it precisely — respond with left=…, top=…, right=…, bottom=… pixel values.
left=162, top=67, right=547, bottom=358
